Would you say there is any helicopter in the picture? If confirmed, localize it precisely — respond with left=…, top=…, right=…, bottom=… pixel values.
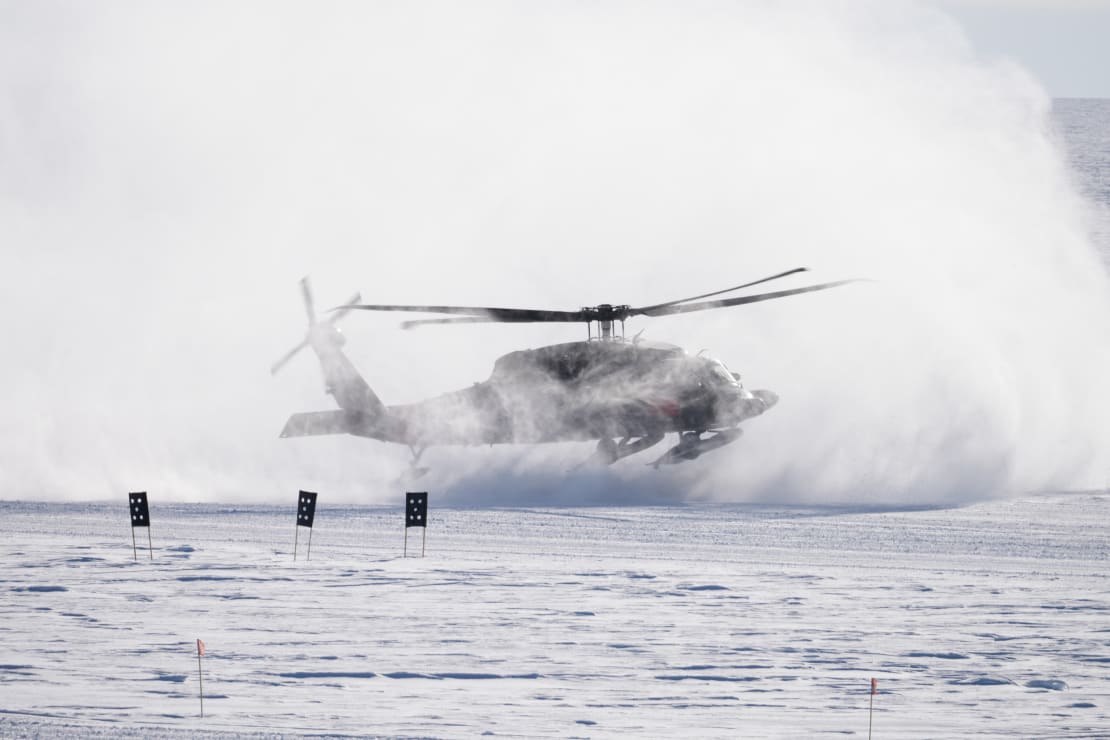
left=272, top=268, right=855, bottom=470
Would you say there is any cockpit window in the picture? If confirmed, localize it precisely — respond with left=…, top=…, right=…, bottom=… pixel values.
left=707, top=360, right=738, bottom=385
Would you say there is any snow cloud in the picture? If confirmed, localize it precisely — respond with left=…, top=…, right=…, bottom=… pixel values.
left=2, top=1, right=1108, bottom=504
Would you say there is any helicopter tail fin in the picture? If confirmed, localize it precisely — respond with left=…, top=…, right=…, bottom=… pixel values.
left=273, top=278, right=389, bottom=436
left=304, top=322, right=386, bottom=416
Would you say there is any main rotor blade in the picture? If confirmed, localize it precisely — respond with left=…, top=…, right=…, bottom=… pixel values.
left=328, top=292, right=363, bottom=324
left=634, top=267, right=809, bottom=314
left=399, top=308, right=606, bottom=329
left=399, top=316, right=505, bottom=330
left=300, top=277, right=316, bottom=325
left=634, top=279, right=860, bottom=318
left=343, top=303, right=591, bottom=323
left=270, top=339, right=309, bottom=375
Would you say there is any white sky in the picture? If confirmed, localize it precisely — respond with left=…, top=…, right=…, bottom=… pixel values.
left=934, top=0, right=1110, bottom=97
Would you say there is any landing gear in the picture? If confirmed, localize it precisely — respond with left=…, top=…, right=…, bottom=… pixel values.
left=594, top=437, right=619, bottom=465
left=651, top=428, right=742, bottom=467
left=398, top=445, right=430, bottom=484
left=579, top=431, right=665, bottom=468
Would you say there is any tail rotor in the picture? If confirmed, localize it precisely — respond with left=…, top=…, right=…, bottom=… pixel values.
left=301, top=277, right=316, bottom=325
left=271, top=277, right=361, bottom=375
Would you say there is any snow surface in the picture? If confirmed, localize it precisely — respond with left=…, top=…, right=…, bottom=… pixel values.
left=2, top=494, right=1109, bottom=738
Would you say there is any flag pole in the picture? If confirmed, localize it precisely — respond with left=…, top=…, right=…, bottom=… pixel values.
left=197, top=639, right=205, bottom=718
left=307, top=527, right=313, bottom=561
left=293, top=523, right=299, bottom=561
left=869, top=677, right=876, bottom=739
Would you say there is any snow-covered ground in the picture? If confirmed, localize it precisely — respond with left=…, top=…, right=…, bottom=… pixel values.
left=2, top=493, right=1109, bottom=738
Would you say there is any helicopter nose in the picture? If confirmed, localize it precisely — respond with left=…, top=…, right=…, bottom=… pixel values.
left=752, top=389, right=778, bottom=411
left=726, top=388, right=778, bottom=424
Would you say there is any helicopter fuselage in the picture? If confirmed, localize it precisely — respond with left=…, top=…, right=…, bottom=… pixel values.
left=384, top=340, right=776, bottom=446
left=280, top=329, right=777, bottom=466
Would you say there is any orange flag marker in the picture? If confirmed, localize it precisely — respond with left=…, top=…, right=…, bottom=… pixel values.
left=197, top=639, right=206, bottom=717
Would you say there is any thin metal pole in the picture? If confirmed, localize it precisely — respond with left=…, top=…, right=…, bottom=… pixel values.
left=404, top=527, right=408, bottom=557
left=147, top=527, right=153, bottom=560
left=306, top=527, right=313, bottom=561
left=131, top=527, right=137, bottom=562
left=868, top=690, right=873, bottom=740
left=421, top=526, right=426, bottom=557
left=198, top=652, right=204, bottom=717
left=293, top=524, right=299, bottom=561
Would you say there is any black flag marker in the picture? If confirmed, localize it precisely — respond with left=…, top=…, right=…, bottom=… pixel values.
left=297, top=490, right=318, bottom=528
left=406, top=492, right=427, bottom=528
left=404, top=492, right=428, bottom=557
left=128, top=492, right=152, bottom=560
left=129, top=492, right=150, bottom=526
left=294, top=490, right=318, bottom=560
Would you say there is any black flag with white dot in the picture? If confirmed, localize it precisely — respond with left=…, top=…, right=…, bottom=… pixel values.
left=406, top=492, right=427, bottom=528
left=129, top=492, right=150, bottom=528
left=297, top=491, right=318, bottom=528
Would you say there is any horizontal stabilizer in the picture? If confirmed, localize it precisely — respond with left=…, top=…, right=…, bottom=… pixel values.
left=280, top=410, right=377, bottom=438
